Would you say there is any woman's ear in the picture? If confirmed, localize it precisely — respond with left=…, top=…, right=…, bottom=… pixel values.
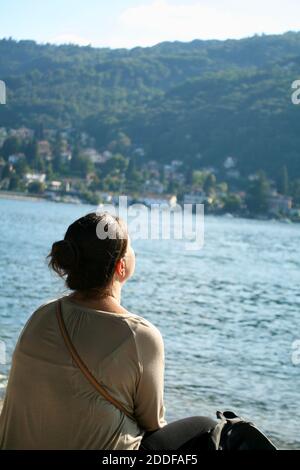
left=115, top=258, right=126, bottom=280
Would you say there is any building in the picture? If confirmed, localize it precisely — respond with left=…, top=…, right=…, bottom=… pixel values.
left=60, top=177, right=85, bottom=195
left=202, top=166, right=218, bottom=175
left=224, top=156, right=237, bottom=169
left=48, top=181, right=62, bottom=191
left=8, top=153, right=26, bottom=165
left=139, top=193, right=177, bottom=207
left=268, top=193, right=293, bottom=214
left=37, top=140, right=52, bottom=160
left=183, top=191, right=206, bottom=204
left=86, top=172, right=98, bottom=186
left=0, top=127, right=8, bottom=147
left=226, top=169, right=240, bottom=179
left=97, top=191, right=113, bottom=203
left=171, top=160, right=183, bottom=170
left=172, top=172, right=185, bottom=184
left=24, top=173, right=46, bottom=184
left=9, top=127, right=34, bottom=141
left=0, top=158, right=6, bottom=179
left=143, top=179, right=164, bottom=195
left=43, top=129, right=57, bottom=140
left=60, top=151, right=72, bottom=164
left=163, top=164, right=172, bottom=179
left=133, top=147, right=145, bottom=157
left=81, top=148, right=106, bottom=165
left=102, top=150, right=112, bottom=160
left=163, top=161, right=186, bottom=183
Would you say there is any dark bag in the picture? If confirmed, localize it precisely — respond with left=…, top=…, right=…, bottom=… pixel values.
left=208, top=410, right=278, bottom=450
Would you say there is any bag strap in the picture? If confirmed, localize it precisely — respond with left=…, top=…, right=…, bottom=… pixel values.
left=56, top=298, right=135, bottom=421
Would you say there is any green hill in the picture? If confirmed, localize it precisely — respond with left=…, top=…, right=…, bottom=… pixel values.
left=0, top=32, right=300, bottom=177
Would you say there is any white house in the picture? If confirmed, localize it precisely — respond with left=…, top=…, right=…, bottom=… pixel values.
left=24, top=173, right=46, bottom=184
left=48, top=181, right=62, bottom=191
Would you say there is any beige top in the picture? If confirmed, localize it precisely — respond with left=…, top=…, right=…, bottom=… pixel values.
left=0, top=296, right=168, bottom=449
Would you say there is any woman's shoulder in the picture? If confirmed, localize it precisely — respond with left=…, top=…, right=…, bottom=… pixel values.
left=125, top=312, right=164, bottom=350
left=124, top=309, right=161, bottom=332
left=13, top=298, right=59, bottom=348
left=27, top=297, right=60, bottom=323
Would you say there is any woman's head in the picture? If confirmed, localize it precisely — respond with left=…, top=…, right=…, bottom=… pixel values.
left=47, top=212, right=135, bottom=297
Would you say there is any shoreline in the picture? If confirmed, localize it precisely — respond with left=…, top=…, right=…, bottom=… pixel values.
left=0, top=190, right=46, bottom=203
left=0, top=190, right=299, bottom=224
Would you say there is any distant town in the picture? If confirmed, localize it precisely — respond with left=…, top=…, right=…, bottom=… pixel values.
left=0, top=126, right=299, bottom=223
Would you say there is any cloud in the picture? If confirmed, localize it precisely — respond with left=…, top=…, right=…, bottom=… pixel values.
left=44, top=1, right=300, bottom=49
left=104, top=0, right=299, bottom=49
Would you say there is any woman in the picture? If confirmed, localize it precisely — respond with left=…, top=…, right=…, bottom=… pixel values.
left=0, top=212, right=275, bottom=450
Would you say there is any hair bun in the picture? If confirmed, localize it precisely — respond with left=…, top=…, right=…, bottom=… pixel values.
left=51, top=239, right=79, bottom=271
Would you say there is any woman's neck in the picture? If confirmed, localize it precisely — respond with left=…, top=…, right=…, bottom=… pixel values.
left=109, top=282, right=122, bottom=304
left=68, top=282, right=124, bottom=314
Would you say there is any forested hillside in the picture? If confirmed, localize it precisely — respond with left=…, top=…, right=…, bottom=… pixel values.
left=0, top=32, right=300, bottom=177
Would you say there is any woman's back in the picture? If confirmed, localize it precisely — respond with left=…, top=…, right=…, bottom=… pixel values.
left=0, top=296, right=167, bottom=449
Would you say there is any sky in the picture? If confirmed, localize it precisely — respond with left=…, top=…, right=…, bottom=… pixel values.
left=1, top=0, right=300, bottom=49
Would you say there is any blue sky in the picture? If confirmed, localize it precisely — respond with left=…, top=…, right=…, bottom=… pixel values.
left=1, top=0, right=300, bottom=49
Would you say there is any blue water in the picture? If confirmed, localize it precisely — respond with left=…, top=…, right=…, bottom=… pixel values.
left=0, top=197, right=299, bottom=449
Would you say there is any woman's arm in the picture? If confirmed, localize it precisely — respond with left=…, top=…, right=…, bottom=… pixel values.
left=133, top=322, right=167, bottom=432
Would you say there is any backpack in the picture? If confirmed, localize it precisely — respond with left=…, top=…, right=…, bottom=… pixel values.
left=208, top=410, right=278, bottom=450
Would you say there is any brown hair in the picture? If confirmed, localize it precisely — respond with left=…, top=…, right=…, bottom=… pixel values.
left=47, top=212, right=128, bottom=297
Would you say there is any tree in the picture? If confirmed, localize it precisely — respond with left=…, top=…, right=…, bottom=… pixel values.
left=27, top=181, right=45, bottom=194
left=35, top=122, right=45, bottom=140
left=101, top=154, right=128, bottom=177
left=1, top=137, right=20, bottom=160
left=102, top=175, right=123, bottom=191
left=70, top=144, right=81, bottom=174
left=15, top=157, right=28, bottom=177
left=217, top=182, right=228, bottom=194
left=278, top=165, right=289, bottom=195
left=45, top=162, right=54, bottom=180
left=8, top=174, right=20, bottom=191
left=246, top=171, right=270, bottom=214
left=223, top=193, right=243, bottom=213
left=192, top=170, right=206, bottom=188
left=1, top=162, right=13, bottom=179
left=125, top=161, right=143, bottom=191
left=52, top=133, right=65, bottom=173
left=81, top=190, right=100, bottom=205
left=204, top=173, right=216, bottom=195
left=291, top=179, right=300, bottom=205
left=116, top=132, right=131, bottom=154
left=70, top=145, right=94, bottom=177
left=167, top=179, right=181, bottom=194
left=24, top=139, right=38, bottom=167
left=35, top=155, right=46, bottom=172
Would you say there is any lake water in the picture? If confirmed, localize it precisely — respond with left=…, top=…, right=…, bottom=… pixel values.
left=0, top=197, right=299, bottom=449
